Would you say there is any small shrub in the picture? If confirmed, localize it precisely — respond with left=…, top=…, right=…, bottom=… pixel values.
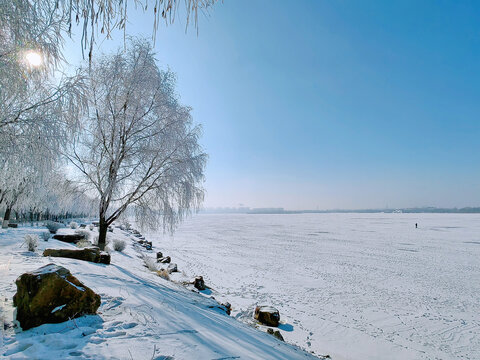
left=143, top=255, right=157, bottom=271
left=45, top=221, right=63, bottom=234
left=156, top=269, right=170, bottom=280
left=92, top=235, right=110, bottom=246
left=122, top=221, right=131, bottom=230
left=75, top=229, right=90, bottom=240
left=112, top=238, right=126, bottom=252
left=40, top=231, right=50, bottom=241
left=76, top=239, right=92, bottom=248
left=69, top=221, right=78, bottom=229
left=24, top=234, right=38, bottom=252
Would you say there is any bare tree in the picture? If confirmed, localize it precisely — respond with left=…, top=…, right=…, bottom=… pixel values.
left=66, top=39, right=206, bottom=250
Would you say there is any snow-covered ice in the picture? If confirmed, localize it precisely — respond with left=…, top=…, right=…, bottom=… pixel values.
left=0, top=225, right=319, bottom=359
left=149, top=213, right=480, bottom=360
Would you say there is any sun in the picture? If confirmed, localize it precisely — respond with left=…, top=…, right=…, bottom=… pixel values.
left=25, top=51, right=43, bottom=67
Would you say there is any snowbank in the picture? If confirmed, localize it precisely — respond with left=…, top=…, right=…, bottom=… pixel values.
left=0, top=224, right=320, bottom=359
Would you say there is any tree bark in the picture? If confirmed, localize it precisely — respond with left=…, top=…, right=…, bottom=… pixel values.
left=2, top=207, right=12, bottom=228
left=98, top=216, right=108, bottom=251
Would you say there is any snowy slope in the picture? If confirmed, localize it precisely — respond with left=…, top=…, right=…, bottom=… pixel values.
left=0, top=225, right=320, bottom=360
left=148, top=213, right=480, bottom=360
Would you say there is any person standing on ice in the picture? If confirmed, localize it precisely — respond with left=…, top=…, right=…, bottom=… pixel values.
left=415, top=223, right=418, bottom=228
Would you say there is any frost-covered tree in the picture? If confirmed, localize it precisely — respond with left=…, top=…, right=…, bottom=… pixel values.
left=0, top=64, right=87, bottom=227
left=0, top=0, right=213, bottom=231
left=0, top=1, right=89, bottom=225
left=0, top=137, right=53, bottom=227
left=65, top=39, right=206, bottom=250
left=1, top=0, right=217, bottom=63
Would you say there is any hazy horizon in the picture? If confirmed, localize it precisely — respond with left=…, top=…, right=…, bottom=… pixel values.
left=200, top=204, right=480, bottom=212
left=62, top=1, right=480, bottom=210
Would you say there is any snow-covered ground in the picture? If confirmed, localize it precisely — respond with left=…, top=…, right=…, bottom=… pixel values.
left=148, top=213, right=480, bottom=360
left=0, top=224, right=320, bottom=359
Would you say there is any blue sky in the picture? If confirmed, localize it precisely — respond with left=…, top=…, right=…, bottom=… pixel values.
left=64, top=1, right=480, bottom=210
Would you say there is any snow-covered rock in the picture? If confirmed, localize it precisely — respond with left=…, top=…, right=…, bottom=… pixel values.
left=157, top=256, right=171, bottom=263
left=167, top=263, right=178, bottom=273
left=194, top=276, right=206, bottom=291
left=43, top=247, right=110, bottom=264
left=52, top=233, right=84, bottom=243
left=255, top=305, right=280, bottom=327
left=267, top=328, right=285, bottom=341
left=13, top=263, right=100, bottom=330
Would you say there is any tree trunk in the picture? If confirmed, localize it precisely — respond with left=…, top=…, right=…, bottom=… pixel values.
left=98, top=217, right=108, bottom=251
left=2, top=207, right=12, bottom=229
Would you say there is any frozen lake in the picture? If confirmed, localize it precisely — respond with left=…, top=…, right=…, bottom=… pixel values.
left=148, top=213, right=480, bottom=360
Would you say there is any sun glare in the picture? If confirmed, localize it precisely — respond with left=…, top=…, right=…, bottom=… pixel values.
left=25, top=51, right=43, bottom=67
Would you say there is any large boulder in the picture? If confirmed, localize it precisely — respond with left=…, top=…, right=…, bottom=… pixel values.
left=156, top=251, right=163, bottom=259
left=13, top=264, right=100, bottom=330
left=254, top=306, right=280, bottom=327
left=52, top=234, right=84, bottom=244
left=43, top=247, right=110, bottom=264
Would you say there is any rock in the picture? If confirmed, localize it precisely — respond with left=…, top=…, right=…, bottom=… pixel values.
left=254, top=306, right=280, bottom=327
left=134, top=233, right=142, bottom=238
left=267, top=328, right=284, bottom=341
left=222, top=302, right=232, bottom=315
left=145, top=244, right=152, bottom=251
left=43, top=247, right=110, bottom=265
left=92, top=221, right=99, bottom=227
left=13, top=264, right=100, bottom=330
left=167, top=263, right=178, bottom=273
left=99, top=252, right=111, bottom=264
left=108, top=226, right=113, bottom=232
left=79, top=224, right=87, bottom=228
left=7, top=223, right=18, bottom=228
left=193, top=276, right=206, bottom=291
left=157, top=256, right=171, bottom=264
left=52, top=234, right=85, bottom=244
left=156, top=251, right=163, bottom=259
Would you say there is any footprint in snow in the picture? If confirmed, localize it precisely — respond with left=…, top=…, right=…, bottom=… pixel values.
left=3, top=342, right=33, bottom=356
left=100, top=330, right=127, bottom=338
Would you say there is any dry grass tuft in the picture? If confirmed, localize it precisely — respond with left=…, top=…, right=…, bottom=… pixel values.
left=24, top=234, right=38, bottom=252
left=156, top=269, right=170, bottom=280
left=112, top=238, right=126, bottom=252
